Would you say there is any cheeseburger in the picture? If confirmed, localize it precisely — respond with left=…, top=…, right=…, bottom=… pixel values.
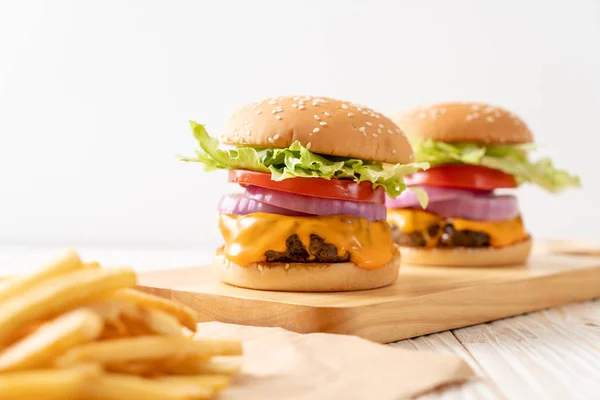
left=388, top=102, right=580, bottom=267
left=183, top=96, right=428, bottom=291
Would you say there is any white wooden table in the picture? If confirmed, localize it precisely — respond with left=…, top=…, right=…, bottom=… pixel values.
left=1, top=246, right=599, bottom=399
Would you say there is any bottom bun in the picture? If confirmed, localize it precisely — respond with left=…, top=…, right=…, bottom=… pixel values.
left=399, top=238, right=533, bottom=267
left=212, top=247, right=401, bottom=292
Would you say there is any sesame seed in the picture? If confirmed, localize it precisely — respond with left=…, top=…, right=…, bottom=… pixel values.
left=365, top=121, right=372, bottom=126
left=268, top=100, right=277, bottom=105
left=378, top=124, right=384, bottom=128
left=314, top=115, right=320, bottom=120
left=292, top=103, right=298, bottom=108
left=256, top=110, right=262, bottom=115
left=313, top=127, right=320, bottom=133
left=323, top=111, right=330, bottom=117
left=319, top=121, right=327, bottom=126
left=359, top=127, right=366, bottom=132
left=298, top=105, right=305, bottom=110
left=275, top=115, right=282, bottom=120
left=374, top=115, right=380, bottom=119
left=244, top=120, right=250, bottom=125
left=258, top=265, right=264, bottom=272
left=486, top=116, right=495, bottom=122
left=395, top=128, right=402, bottom=133
left=273, top=134, right=280, bottom=140
left=387, top=129, right=393, bottom=134
left=362, top=131, right=367, bottom=137
left=306, top=142, right=312, bottom=150
left=341, top=104, right=349, bottom=109
left=357, top=107, right=362, bottom=111
left=392, top=149, right=397, bottom=154
left=312, top=100, right=319, bottom=106
left=272, top=108, right=283, bottom=114
left=378, top=128, right=382, bottom=134
left=284, top=263, right=290, bottom=270
left=371, top=133, right=378, bottom=138
left=362, top=111, right=368, bottom=115
left=267, top=137, right=275, bottom=143
left=466, top=115, right=473, bottom=121
left=347, top=112, right=354, bottom=117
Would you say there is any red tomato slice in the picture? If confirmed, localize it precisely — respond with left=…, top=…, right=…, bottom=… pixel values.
left=405, top=165, right=517, bottom=190
left=228, top=170, right=385, bottom=204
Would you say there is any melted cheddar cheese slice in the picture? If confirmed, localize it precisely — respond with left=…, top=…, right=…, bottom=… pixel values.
left=219, top=213, right=393, bottom=269
left=387, top=209, right=528, bottom=248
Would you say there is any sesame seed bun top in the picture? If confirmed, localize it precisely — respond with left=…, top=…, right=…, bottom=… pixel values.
left=220, top=96, right=414, bottom=164
left=392, top=102, right=534, bottom=144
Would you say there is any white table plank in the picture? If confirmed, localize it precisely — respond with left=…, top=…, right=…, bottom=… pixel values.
left=452, top=300, right=600, bottom=400
left=392, top=332, right=505, bottom=399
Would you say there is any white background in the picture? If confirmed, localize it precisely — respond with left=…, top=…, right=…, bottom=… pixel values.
left=0, top=0, right=598, bottom=250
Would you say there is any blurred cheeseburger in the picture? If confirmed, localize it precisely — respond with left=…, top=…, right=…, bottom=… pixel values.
left=183, top=96, right=428, bottom=291
left=389, top=102, right=580, bottom=267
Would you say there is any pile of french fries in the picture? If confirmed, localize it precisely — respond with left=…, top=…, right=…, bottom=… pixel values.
left=0, top=249, right=242, bottom=399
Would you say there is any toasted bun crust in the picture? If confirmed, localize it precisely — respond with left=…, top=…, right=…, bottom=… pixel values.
left=212, top=247, right=401, bottom=292
left=399, top=238, right=532, bottom=267
left=392, top=102, right=533, bottom=144
left=221, top=96, right=414, bottom=164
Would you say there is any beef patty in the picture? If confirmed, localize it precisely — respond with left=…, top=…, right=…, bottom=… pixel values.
left=264, top=234, right=351, bottom=263
left=391, top=222, right=491, bottom=248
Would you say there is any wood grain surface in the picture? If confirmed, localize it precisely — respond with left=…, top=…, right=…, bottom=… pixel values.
left=405, top=300, right=600, bottom=399
left=137, top=252, right=600, bottom=343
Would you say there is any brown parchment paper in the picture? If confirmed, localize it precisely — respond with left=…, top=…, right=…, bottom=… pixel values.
left=197, top=322, right=475, bottom=399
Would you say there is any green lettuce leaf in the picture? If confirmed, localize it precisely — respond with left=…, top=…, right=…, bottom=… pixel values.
left=181, top=121, right=429, bottom=202
left=413, top=139, right=580, bottom=193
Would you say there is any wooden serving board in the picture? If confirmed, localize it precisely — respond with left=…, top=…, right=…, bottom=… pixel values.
left=137, top=243, right=600, bottom=343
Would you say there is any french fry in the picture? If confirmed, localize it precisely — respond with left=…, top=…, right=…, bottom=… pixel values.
left=0, top=250, right=242, bottom=400
left=90, top=298, right=184, bottom=337
left=83, top=373, right=214, bottom=400
left=83, top=261, right=101, bottom=269
left=0, top=249, right=83, bottom=304
left=56, top=336, right=242, bottom=367
left=113, top=289, right=198, bottom=331
left=0, top=368, right=98, bottom=400
left=156, top=374, right=231, bottom=392
left=166, top=358, right=242, bottom=376
left=104, top=360, right=160, bottom=376
left=0, top=309, right=103, bottom=372
left=3, top=320, right=47, bottom=348
left=101, top=319, right=130, bottom=340
left=143, top=308, right=185, bottom=337
left=0, top=268, right=136, bottom=346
